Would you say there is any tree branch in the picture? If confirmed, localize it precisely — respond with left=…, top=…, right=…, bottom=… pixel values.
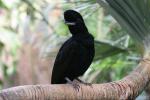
left=0, top=60, right=150, bottom=100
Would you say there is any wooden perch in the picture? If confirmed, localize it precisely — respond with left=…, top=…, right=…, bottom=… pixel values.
left=0, top=60, right=150, bottom=100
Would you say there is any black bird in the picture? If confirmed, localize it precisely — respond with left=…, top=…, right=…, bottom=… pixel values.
left=51, top=10, right=95, bottom=84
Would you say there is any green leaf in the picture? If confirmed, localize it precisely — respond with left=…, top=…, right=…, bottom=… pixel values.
left=0, top=0, right=8, bottom=9
left=97, top=0, right=150, bottom=53
left=0, top=41, right=4, bottom=54
left=94, top=40, right=127, bottom=61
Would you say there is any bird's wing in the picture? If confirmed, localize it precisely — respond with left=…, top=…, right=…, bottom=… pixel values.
left=51, top=40, right=79, bottom=84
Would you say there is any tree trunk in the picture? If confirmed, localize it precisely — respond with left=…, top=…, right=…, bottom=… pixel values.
left=0, top=60, right=150, bottom=100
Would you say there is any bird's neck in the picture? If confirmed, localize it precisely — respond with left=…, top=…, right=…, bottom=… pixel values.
left=72, top=33, right=94, bottom=48
left=72, top=31, right=90, bottom=37
left=72, top=32, right=93, bottom=40
left=68, top=24, right=88, bottom=35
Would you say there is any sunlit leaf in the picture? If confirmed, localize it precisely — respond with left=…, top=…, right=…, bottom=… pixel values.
left=0, top=28, right=20, bottom=49
left=0, top=0, right=8, bottom=9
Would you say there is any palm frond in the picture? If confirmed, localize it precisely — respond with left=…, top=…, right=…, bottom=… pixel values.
left=97, top=0, right=150, bottom=53
left=94, top=40, right=127, bottom=61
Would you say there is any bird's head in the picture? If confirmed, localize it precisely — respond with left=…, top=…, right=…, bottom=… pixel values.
left=64, top=10, right=88, bottom=35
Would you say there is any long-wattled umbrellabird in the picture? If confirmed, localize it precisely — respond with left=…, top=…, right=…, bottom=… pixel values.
left=51, top=10, right=95, bottom=85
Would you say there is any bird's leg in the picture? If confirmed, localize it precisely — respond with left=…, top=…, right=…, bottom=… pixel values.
left=65, top=77, right=80, bottom=91
left=75, top=78, right=92, bottom=86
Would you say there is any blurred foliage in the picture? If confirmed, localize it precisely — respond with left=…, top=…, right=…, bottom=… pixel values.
left=0, top=42, right=4, bottom=53
left=0, top=0, right=141, bottom=89
left=98, top=0, right=150, bottom=54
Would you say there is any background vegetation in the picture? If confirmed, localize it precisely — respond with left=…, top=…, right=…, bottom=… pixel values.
left=0, top=0, right=140, bottom=93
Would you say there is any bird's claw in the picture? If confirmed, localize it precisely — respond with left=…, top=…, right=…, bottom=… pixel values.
left=65, top=77, right=80, bottom=91
left=76, top=78, right=92, bottom=87
left=71, top=82, right=80, bottom=91
left=83, top=82, right=92, bottom=86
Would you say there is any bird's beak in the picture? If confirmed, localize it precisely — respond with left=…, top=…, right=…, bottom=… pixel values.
left=65, top=21, right=76, bottom=25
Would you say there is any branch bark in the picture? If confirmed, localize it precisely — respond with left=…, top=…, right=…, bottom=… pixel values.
left=0, top=60, right=150, bottom=100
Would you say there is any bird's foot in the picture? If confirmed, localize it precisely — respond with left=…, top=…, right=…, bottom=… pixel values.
left=75, top=78, right=92, bottom=86
left=65, top=77, right=80, bottom=91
